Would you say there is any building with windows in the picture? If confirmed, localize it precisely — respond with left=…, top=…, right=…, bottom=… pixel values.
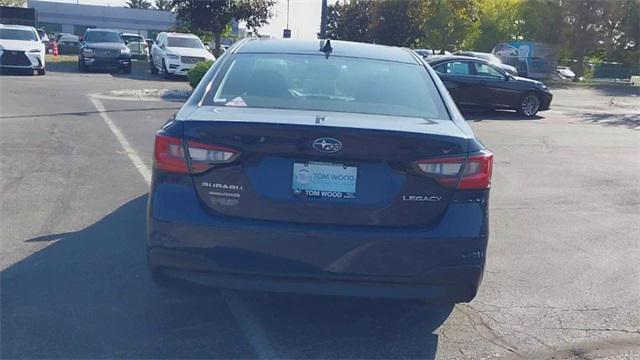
left=27, top=0, right=175, bottom=39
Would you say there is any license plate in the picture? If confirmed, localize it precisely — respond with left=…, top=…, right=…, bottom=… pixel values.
left=292, top=162, right=357, bottom=199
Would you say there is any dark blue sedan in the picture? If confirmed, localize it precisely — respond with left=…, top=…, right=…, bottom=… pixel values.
left=147, top=39, right=493, bottom=303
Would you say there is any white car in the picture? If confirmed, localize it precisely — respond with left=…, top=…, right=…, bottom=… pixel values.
left=0, top=24, right=46, bottom=75
left=121, top=33, right=149, bottom=60
left=150, top=32, right=214, bottom=79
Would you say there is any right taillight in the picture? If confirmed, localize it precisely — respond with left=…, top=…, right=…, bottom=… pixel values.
left=457, top=151, right=493, bottom=189
left=415, top=150, right=493, bottom=190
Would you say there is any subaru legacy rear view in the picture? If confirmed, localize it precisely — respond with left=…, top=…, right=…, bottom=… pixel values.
left=147, top=39, right=493, bottom=303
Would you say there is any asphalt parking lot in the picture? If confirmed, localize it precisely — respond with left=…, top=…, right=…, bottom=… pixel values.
left=1, top=60, right=639, bottom=359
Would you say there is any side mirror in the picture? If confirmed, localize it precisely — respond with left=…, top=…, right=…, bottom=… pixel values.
left=504, top=74, right=511, bottom=81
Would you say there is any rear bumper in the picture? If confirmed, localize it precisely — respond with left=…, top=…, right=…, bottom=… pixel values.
left=150, top=248, right=481, bottom=301
left=147, top=183, right=489, bottom=302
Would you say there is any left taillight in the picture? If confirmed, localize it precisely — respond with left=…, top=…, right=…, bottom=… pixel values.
left=154, top=134, right=188, bottom=173
left=154, top=134, right=240, bottom=174
left=186, top=140, right=239, bottom=173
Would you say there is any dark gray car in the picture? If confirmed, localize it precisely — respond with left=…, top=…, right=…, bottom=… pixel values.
left=78, top=29, right=131, bottom=73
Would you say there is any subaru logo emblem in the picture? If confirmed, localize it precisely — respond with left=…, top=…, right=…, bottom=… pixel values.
left=105, top=51, right=111, bottom=56
left=312, top=137, right=342, bottom=153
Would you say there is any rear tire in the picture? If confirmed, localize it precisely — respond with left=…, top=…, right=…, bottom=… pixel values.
left=123, top=64, right=132, bottom=74
left=37, top=68, right=45, bottom=75
left=149, top=56, right=158, bottom=74
left=517, top=92, right=540, bottom=118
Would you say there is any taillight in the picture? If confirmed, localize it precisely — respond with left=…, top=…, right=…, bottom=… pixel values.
left=186, top=140, right=239, bottom=173
left=154, top=134, right=188, bottom=173
left=153, top=135, right=240, bottom=174
left=415, top=150, right=493, bottom=190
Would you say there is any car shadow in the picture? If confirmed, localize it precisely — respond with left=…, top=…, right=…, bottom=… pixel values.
left=578, top=112, right=640, bottom=129
left=463, top=109, right=544, bottom=121
left=549, top=83, right=640, bottom=97
left=234, top=291, right=452, bottom=359
left=0, top=68, right=38, bottom=76
left=0, top=106, right=181, bottom=119
left=1, top=194, right=451, bottom=359
left=45, top=60, right=186, bottom=83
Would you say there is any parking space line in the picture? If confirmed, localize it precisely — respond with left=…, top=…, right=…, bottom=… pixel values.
left=89, top=97, right=151, bottom=185
left=88, top=95, right=275, bottom=359
left=222, top=291, right=276, bottom=359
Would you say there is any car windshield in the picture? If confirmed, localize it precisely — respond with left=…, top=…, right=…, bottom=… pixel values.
left=85, top=31, right=122, bottom=43
left=0, top=29, right=37, bottom=41
left=209, top=54, right=449, bottom=120
left=167, top=36, right=203, bottom=48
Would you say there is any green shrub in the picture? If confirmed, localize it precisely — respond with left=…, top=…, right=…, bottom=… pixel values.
left=187, top=60, right=214, bottom=89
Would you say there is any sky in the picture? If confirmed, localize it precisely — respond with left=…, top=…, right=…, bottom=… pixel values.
left=44, top=0, right=326, bottom=39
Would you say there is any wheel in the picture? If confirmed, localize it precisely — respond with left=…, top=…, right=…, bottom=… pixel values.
left=162, top=59, right=172, bottom=80
left=123, top=64, right=132, bottom=74
left=149, top=56, right=158, bottom=74
left=37, top=68, right=45, bottom=75
left=517, top=92, right=541, bottom=118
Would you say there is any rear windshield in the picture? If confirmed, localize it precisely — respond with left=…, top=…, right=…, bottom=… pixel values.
left=167, top=37, right=202, bottom=48
left=0, top=29, right=37, bottom=41
left=59, top=35, right=79, bottom=43
left=122, top=35, right=143, bottom=43
left=85, top=31, right=122, bottom=43
left=476, top=53, right=502, bottom=64
left=208, top=54, right=449, bottom=120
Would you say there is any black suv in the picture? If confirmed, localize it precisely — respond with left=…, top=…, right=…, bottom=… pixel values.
left=78, top=29, right=131, bottom=73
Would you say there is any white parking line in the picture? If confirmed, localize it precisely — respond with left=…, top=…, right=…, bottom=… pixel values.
left=222, top=291, right=276, bottom=359
left=88, top=95, right=275, bottom=359
left=89, top=97, right=151, bottom=184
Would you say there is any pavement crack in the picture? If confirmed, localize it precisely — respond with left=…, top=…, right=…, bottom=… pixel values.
left=456, top=304, right=524, bottom=358
left=547, top=327, right=640, bottom=335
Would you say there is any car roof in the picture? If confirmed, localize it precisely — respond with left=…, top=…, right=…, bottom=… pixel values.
left=426, top=55, right=482, bottom=63
left=86, top=28, right=119, bottom=33
left=165, top=32, right=199, bottom=38
left=235, top=38, right=419, bottom=64
left=121, top=33, right=143, bottom=37
left=0, top=24, right=36, bottom=31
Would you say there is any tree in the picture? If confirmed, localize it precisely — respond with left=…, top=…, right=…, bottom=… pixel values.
left=126, top=0, right=152, bottom=9
left=416, top=0, right=479, bottom=53
left=154, top=0, right=173, bottom=11
left=559, top=0, right=607, bottom=77
left=326, top=1, right=373, bottom=42
left=172, top=0, right=275, bottom=57
left=0, top=0, right=26, bottom=6
left=369, top=0, right=421, bottom=47
left=464, top=0, right=524, bottom=51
